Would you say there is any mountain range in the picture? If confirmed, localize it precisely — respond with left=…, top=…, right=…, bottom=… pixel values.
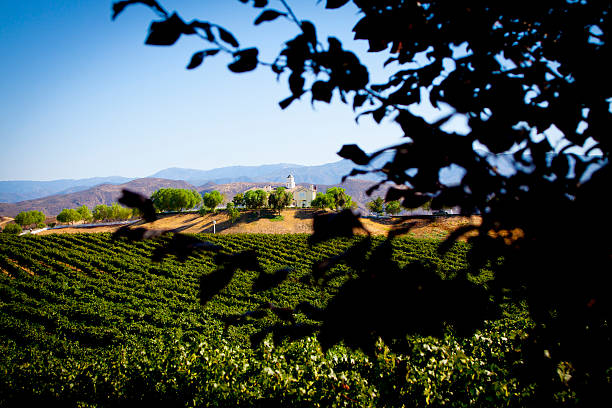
left=0, top=177, right=133, bottom=203
left=0, top=177, right=388, bottom=218
left=0, top=158, right=388, bottom=204
left=0, top=153, right=474, bottom=217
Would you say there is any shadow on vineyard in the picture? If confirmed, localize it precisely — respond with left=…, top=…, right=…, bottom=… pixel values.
left=0, top=0, right=609, bottom=405
left=2, top=231, right=536, bottom=406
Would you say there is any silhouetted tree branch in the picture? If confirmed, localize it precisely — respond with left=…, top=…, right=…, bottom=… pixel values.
left=113, top=1, right=611, bottom=404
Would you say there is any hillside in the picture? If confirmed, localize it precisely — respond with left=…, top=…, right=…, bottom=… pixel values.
left=0, top=178, right=196, bottom=217
left=38, top=209, right=481, bottom=240
left=196, top=178, right=390, bottom=213
left=151, top=159, right=384, bottom=186
left=0, top=176, right=132, bottom=203
left=0, top=216, right=13, bottom=229
left=0, top=176, right=399, bottom=218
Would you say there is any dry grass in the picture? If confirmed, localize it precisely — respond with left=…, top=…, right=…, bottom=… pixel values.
left=37, top=209, right=482, bottom=241
left=0, top=216, right=14, bottom=229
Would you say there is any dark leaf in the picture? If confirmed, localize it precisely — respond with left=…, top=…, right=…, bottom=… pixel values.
left=200, top=265, right=238, bottom=305
left=300, top=21, right=317, bottom=46
left=372, top=106, right=386, bottom=123
left=228, top=48, right=259, bottom=73
left=327, top=36, right=343, bottom=53
left=438, top=225, right=479, bottom=254
left=342, top=168, right=369, bottom=183
left=366, top=182, right=383, bottom=196
left=222, top=309, right=269, bottom=329
left=186, top=51, right=204, bottom=69
left=289, top=72, right=305, bottom=96
left=253, top=0, right=268, bottom=7
left=279, top=95, right=297, bottom=109
left=254, top=9, right=285, bottom=25
left=112, top=0, right=166, bottom=21
left=296, top=302, right=326, bottom=320
left=252, top=267, right=292, bottom=292
left=311, top=80, right=333, bottom=103
left=309, top=209, right=367, bottom=245
left=337, top=144, right=370, bottom=165
left=326, top=0, right=350, bottom=9
left=217, top=26, right=239, bottom=48
left=190, top=21, right=215, bottom=41
left=214, top=250, right=263, bottom=274
left=112, top=1, right=133, bottom=20
left=152, top=233, right=222, bottom=262
left=266, top=303, right=295, bottom=322
left=145, top=13, right=189, bottom=46
left=353, top=93, right=367, bottom=110
left=117, top=189, right=157, bottom=222
left=112, top=226, right=166, bottom=241
left=385, top=187, right=406, bottom=202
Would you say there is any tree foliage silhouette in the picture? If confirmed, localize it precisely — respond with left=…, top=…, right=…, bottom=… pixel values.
left=113, top=1, right=610, bottom=404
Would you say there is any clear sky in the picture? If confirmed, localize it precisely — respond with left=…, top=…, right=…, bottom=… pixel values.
left=0, top=0, right=451, bottom=181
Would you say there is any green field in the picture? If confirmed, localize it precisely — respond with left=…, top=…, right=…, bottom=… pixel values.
left=0, top=233, right=534, bottom=407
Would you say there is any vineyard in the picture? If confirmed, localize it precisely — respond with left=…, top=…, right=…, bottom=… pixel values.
left=0, top=233, right=536, bottom=406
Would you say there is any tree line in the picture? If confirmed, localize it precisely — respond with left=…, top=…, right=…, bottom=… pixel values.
left=1, top=210, right=46, bottom=234
left=366, top=197, right=402, bottom=216
left=57, top=204, right=135, bottom=225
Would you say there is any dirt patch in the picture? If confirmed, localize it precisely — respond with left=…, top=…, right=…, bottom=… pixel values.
left=0, top=216, right=14, bottom=229
left=362, top=215, right=482, bottom=240
left=38, top=225, right=123, bottom=235
left=37, top=210, right=482, bottom=241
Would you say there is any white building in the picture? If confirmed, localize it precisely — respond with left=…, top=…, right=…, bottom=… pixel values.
left=286, top=175, right=316, bottom=207
left=243, top=175, right=317, bottom=207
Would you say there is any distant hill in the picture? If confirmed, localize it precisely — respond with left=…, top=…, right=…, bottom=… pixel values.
left=0, top=150, right=508, bottom=217
left=151, top=159, right=383, bottom=186
left=0, top=176, right=133, bottom=203
left=0, top=178, right=195, bottom=217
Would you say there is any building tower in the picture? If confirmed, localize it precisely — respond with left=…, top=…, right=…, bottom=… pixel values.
left=286, top=174, right=296, bottom=189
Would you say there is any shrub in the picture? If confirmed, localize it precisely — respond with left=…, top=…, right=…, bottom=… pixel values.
left=2, top=223, right=21, bottom=234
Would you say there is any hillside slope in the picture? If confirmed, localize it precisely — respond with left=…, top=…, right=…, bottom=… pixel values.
left=0, top=178, right=196, bottom=217
left=39, top=209, right=481, bottom=240
left=0, top=176, right=132, bottom=203
left=197, top=179, right=390, bottom=213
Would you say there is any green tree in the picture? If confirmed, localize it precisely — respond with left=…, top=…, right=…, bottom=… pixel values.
left=56, top=208, right=81, bottom=225
left=77, top=205, right=93, bottom=223
left=110, top=203, right=133, bottom=220
left=93, top=205, right=110, bottom=222
left=117, top=1, right=610, bottom=403
left=268, top=187, right=292, bottom=215
left=243, top=189, right=268, bottom=216
left=225, top=201, right=241, bottom=224
left=2, top=223, right=21, bottom=234
left=384, top=200, right=402, bottom=216
left=151, top=188, right=202, bottom=212
left=325, top=187, right=353, bottom=211
left=366, top=197, right=384, bottom=216
left=232, top=193, right=245, bottom=207
left=14, top=210, right=45, bottom=228
left=310, top=192, right=331, bottom=210
left=202, top=190, right=224, bottom=213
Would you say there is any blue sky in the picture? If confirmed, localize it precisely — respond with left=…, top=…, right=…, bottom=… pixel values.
left=0, top=0, right=451, bottom=181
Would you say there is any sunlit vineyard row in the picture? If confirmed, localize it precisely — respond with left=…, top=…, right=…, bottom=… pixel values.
left=0, top=233, right=536, bottom=407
